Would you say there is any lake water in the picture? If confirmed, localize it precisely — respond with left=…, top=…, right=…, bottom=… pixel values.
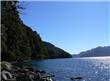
left=29, top=57, right=110, bottom=81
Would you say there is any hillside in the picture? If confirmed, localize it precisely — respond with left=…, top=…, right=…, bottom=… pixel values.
left=78, top=46, right=110, bottom=57
left=1, top=1, right=72, bottom=61
left=44, top=42, right=72, bottom=58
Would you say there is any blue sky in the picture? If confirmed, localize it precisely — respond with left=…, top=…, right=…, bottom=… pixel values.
left=19, top=1, right=109, bottom=54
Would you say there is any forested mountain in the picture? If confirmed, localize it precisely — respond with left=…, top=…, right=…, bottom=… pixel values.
left=1, top=1, right=72, bottom=61
left=44, top=42, right=72, bottom=58
left=78, top=46, right=110, bottom=57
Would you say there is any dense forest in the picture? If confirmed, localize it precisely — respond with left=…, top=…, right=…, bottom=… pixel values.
left=1, top=1, right=72, bottom=61
left=44, top=42, right=72, bottom=58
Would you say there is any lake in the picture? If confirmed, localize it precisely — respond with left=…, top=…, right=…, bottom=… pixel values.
left=29, top=57, right=110, bottom=81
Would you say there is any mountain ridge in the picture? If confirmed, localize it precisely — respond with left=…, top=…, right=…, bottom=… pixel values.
left=77, top=46, right=110, bottom=57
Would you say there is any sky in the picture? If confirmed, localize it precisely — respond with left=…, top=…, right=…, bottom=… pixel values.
left=19, top=1, right=110, bottom=54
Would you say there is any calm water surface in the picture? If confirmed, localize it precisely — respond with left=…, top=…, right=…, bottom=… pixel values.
left=29, top=57, right=110, bottom=81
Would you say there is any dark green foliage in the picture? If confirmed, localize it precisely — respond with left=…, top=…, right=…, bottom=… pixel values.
left=44, top=42, right=72, bottom=58
left=1, top=1, right=71, bottom=61
left=1, top=1, right=48, bottom=61
left=25, top=27, right=48, bottom=60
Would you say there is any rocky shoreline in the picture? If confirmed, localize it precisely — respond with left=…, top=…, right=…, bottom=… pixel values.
left=1, top=61, right=84, bottom=81
left=1, top=61, right=54, bottom=81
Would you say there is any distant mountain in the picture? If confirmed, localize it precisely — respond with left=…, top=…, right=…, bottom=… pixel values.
left=72, top=54, right=79, bottom=57
left=78, top=46, right=110, bottom=57
left=43, top=42, right=72, bottom=58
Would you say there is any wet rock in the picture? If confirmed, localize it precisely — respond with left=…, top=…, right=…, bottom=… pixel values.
left=40, top=70, right=46, bottom=74
left=70, top=76, right=82, bottom=80
left=15, top=68, right=54, bottom=81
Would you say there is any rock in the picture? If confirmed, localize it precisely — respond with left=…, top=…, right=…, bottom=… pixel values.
left=46, top=77, right=53, bottom=81
left=1, top=70, right=16, bottom=81
left=26, top=67, right=34, bottom=72
left=40, top=70, right=46, bottom=74
left=39, top=77, right=53, bottom=81
left=1, top=61, right=54, bottom=81
left=1, top=61, right=12, bottom=71
left=35, top=69, right=46, bottom=74
left=1, top=70, right=12, bottom=80
left=70, top=76, right=82, bottom=80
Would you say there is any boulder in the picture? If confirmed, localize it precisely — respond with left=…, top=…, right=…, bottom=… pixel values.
left=1, top=70, right=12, bottom=80
left=1, top=70, right=16, bottom=81
left=1, top=61, right=12, bottom=71
left=70, top=76, right=82, bottom=80
left=46, top=77, right=53, bottom=81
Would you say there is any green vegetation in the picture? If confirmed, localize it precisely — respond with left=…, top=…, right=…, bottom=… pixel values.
left=44, top=42, right=72, bottom=58
left=1, top=1, right=72, bottom=61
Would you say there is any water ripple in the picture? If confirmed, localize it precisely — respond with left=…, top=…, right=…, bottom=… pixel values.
left=30, top=57, right=110, bottom=81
